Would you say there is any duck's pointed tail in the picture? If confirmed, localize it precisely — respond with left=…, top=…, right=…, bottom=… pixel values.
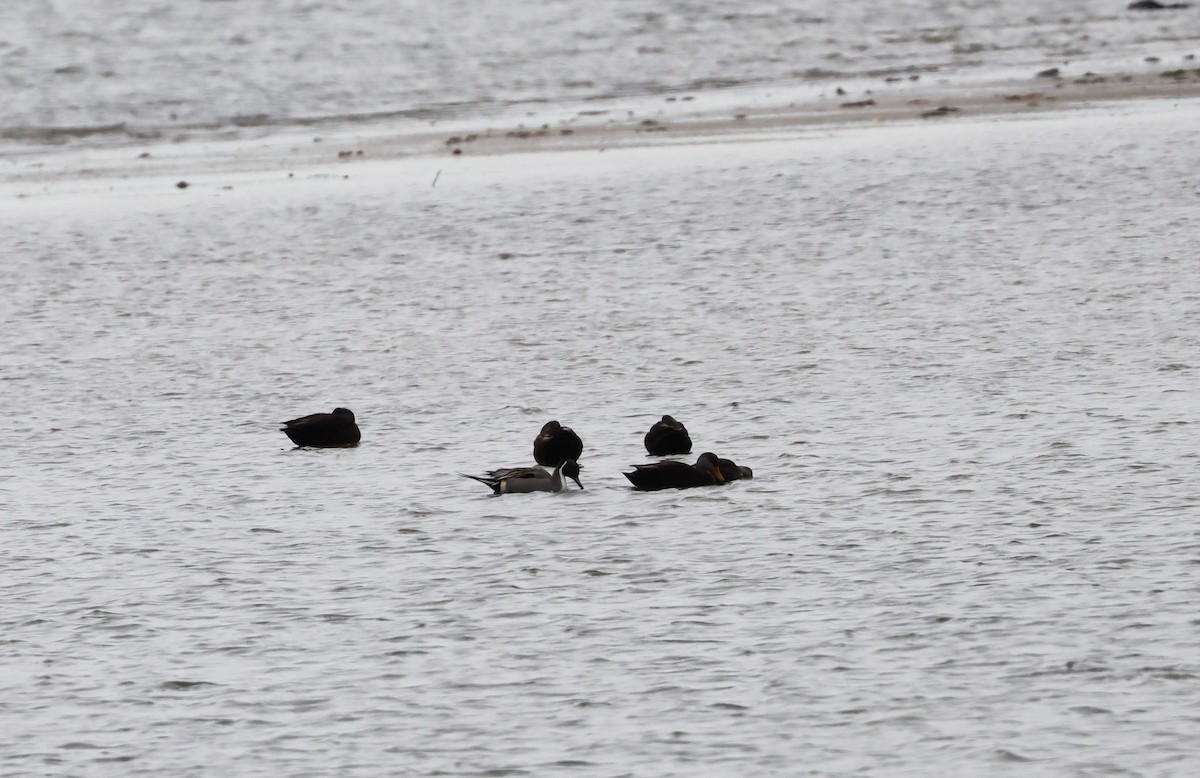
left=462, top=473, right=502, bottom=494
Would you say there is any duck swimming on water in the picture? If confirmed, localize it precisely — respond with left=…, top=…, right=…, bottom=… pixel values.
left=643, top=414, right=693, bottom=456
left=623, top=452, right=725, bottom=491
left=533, top=420, right=583, bottom=467
left=280, top=407, right=361, bottom=448
left=717, top=457, right=754, bottom=481
left=464, top=460, right=584, bottom=494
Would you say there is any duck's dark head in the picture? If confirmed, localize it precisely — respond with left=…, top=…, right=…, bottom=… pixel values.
left=332, top=407, right=356, bottom=421
left=540, top=420, right=562, bottom=435
left=696, top=452, right=725, bottom=483
left=563, top=459, right=584, bottom=489
left=661, top=414, right=677, bottom=424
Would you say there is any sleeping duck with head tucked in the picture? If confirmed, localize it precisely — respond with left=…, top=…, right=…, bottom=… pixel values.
left=280, top=407, right=361, bottom=448
left=533, top=420, right=583, bottom=467
left=643, top=414, right=693, bottom=456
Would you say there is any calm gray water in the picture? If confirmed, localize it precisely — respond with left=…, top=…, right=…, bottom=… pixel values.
left=2, top=0, right=1196, bottom=150
left=4, top=101, right=1200, bottom=775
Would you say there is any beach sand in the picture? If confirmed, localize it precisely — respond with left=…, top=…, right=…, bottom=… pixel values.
left=4, top=65, right=1200, bottom=207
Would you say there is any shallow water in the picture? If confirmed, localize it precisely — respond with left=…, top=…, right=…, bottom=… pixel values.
left=3, top=0, right=1197, bottom=149
left=4, top=103, right=1200, bottom=775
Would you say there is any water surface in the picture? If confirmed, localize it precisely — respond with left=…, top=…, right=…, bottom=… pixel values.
left=4, top=104, right=1199, bottom=775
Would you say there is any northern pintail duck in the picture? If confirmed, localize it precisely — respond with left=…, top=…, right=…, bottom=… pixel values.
left=280, top=407, right=361, bottom=447
left=533, top=420, right=583, bottom=467
left=623, top=452, right=725, bottom=491
left=643, top=414, right=693, bottom=455
left=464, top=459, right=584, bottom=494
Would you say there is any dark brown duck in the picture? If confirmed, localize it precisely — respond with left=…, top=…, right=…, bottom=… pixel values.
left=533, top=420, right=583, bottom=467
left=717, top=457, right=754, bottom=481
left=280, top=407, right=361, bottom=448
left=623, top=451, right=726, bottom=491
left=643, top=414, right=693, bottom=456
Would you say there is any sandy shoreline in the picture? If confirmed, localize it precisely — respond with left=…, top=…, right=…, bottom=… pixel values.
left=3, top=64, right=1200, bottom=205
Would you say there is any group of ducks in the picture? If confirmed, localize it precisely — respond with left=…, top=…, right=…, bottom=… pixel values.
left=280, top=410, right=753, bottom=494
